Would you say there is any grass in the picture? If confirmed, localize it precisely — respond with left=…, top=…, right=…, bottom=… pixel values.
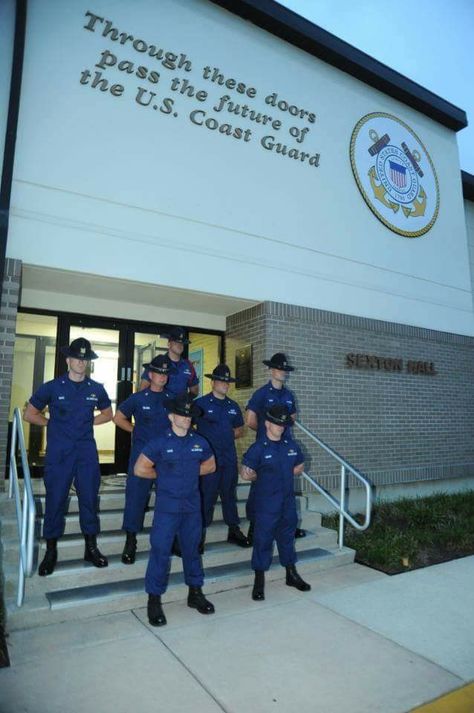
left=322, top=490, right=474, bottom=575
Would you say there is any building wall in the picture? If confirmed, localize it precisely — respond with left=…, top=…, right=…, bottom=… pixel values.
left=3, top=0, right=472, bottom=335
left=226, top=302, right=474, bottom=491
left=465, top=199, right=474, bottom=310
left=0, top=258, right=22, bottom=490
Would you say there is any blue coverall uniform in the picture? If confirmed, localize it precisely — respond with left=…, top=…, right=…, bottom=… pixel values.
left=118, top=388, right=172, bottom=533
left=194, top=393, right=244, bottom=528
left=29, top=375, right=111, bottom=539
left=245, top=382, right=297, bottom=521
left=242, top=436, right=304, bottom=571
left=142, top=429, right=213, bottom=595
left=141, top=358, right=198, bottom=396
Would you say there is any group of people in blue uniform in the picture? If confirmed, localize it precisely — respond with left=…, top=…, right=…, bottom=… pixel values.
left=24, top=326, right=311, bottom=627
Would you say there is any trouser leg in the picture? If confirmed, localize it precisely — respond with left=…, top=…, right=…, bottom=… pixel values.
left=74, top=444, right=101, bottom=535
left=251, top=512, right=278, bottom=572
left=145, top=512, right=177, bottom=595
left=200, top=468, right=220, bottom=528
left=179, top=511, right=204, bottom=588
left=122, top=473, right=154, bottom=533
left=219, top=461, right=240, bottom=527
left=42, top=453, right=76, bottom=539
left=275, top=505, right=298, bottom=567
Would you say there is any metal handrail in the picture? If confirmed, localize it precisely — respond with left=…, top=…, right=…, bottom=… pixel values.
left=8, top=407, right=36, bottom=606
left=294, top=420, right=372, bottom=548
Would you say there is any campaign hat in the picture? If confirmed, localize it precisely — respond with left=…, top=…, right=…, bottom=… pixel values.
left=61, top=338, right=98, bottom=360
left=262, top=352, right=294, bottom=372
left=204, top=364, right=237, bottom=383
left=165, top=392, right=202, bottom=418
left=142, top=355, right=170, bottom=374
left=160, top=326, right=190, bottom=344
left=265, top=404, right=292, bottom=426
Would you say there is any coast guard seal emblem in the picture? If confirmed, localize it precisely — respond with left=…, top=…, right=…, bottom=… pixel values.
left=350, top=113, right=439, bottom=237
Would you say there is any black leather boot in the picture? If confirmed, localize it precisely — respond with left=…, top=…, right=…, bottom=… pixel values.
left=84, top=534, right=108, bottom=568
left=147, top=594, right=167, bottom=626
left=121, top=532, right=137, bottom=565
left=38, top=538, right=58, bottom=576
left=227, top=526, right=251, bottom=548
left=247, top=521, right=254, bottom=546
left=285, top=564, right=311, bottom=591
left=187, top=587, right=215, bottom=614
left=171, top=535, right=182, bottom=558
left=252, top=570, right=265, bottom=601
left=295, top=528, right=307, bottom=538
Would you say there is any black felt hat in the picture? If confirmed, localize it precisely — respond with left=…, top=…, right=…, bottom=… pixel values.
left=262, top=353, right=294, bottom=372
left=165, top=392, right=202, bottom=418
left=160, top=326, right=190, bottom=344
left=204, top=364, right=237, bottom=383
left=142, top=355, right=170, bottom=374
left=265, top=404, right=292, bottom=426
left=61, top=338, right=98, bottom=360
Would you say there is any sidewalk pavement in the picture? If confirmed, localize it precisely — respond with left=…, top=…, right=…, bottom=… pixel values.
left=1, top=557, right=473, bottom=713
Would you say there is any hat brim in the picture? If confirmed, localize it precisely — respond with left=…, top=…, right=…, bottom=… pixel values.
left=142, top=363, right=169, bottom=374
left=262, top=360, right=294, bottom=372
left=204, top=373, right=237, bottom=382
left=161, top=333, right=191, bottom=344
left=164, top=398, right=202, bottom=418
left=61, top=345, right=98, bottom=360
left=265, top=414, right=291, bottom=426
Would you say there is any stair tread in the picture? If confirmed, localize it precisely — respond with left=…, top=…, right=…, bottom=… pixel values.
left=45, top=546, right=335, bottom=607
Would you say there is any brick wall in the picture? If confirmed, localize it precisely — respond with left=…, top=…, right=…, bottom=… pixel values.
left=226, top=301, right=474, bottom=490
left=0, top=259, right=22, bottom=490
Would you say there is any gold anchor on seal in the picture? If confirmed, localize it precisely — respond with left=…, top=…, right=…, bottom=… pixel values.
left=400, top=150, right=427, bottom=218
left=368, top=166, right=399, bottom=213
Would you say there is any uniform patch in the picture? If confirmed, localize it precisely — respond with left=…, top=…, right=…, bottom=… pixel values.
left=264, top=454, right=273, bottom=459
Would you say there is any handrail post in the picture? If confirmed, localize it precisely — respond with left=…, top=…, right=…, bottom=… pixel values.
left=8, top=415, right=17, bottom=499
left=338, top=465, right=346, bottom=549
left=8, top=407, right=36, bottom=607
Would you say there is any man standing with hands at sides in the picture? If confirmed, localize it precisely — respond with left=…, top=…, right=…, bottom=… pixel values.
left=139, top=326, right=199, bottom=397
left=114, top=354, right=171, bottom=565
left=194, top=365, right=250, bottom=551
left=241, top=404, right=311, bottom=601
left=134, top=393, right=216, bottom=627
left=245, top=352, right=306, bottom=540
left=24, top=338, right=112, bottom=576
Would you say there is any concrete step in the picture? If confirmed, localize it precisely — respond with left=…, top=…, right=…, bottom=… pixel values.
left=5, top=545, right=355, bottom=631
left=33, top=481, right=254, bottom=515
left=3, top=491, right=308, bottom=539
left=4, top=518, right=334, bottom=597
left=1, top=506, right=319, bottom=565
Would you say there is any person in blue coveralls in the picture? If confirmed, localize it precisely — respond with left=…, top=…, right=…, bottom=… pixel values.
left=241, top=404, right=311, bottom=601
left=194, top=364, right=250, bottom=551
left=245, top=352, right=306, bottom=541
left=134, top=392, right=216, bottom=627
left=23, top=338, right=113, bottom=576
left=139, top=326, right=199, bottom=397
left=114, top=354, right=172, bottom=565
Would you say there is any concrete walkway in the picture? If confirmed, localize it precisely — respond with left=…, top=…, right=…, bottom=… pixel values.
left=1, top=557, right=473, bottom=713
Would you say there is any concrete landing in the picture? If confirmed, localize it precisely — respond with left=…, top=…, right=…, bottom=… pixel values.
left=2, top=559, right=472, bottom=713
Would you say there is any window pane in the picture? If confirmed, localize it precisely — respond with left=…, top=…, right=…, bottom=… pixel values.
left=188, top=332, right=222, bottom=397
left=9, top=313, right=58, bottom=465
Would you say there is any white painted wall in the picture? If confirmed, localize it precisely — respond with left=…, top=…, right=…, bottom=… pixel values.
left=465, top=199, right=474, bottom=311
left=5, top=0, right=473, bottom=334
